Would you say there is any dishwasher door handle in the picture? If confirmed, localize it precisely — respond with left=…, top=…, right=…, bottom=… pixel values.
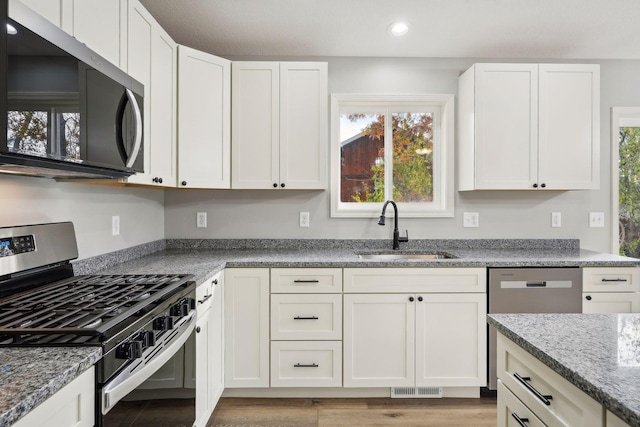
left=526, top=281, right=547, bottom=287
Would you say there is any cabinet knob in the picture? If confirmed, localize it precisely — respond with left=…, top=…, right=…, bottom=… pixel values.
left=213, top=279, right=218, bottom=285
left=532, top=183, right=538, bottom=188
left=196, top=326, right=201, bottom=333
left=273, top=183, right=278, bottom=188
left=585, top=295, right=592, bottom=301
left=181, top=181, right=187, bottom=186
left=409, top=296, right=414, bottom=302
left=152, top=177, right=159, bottom=183
left=540, top=183, right=546, bottom=188
left=418, top=296, right=423, bottom=302
left=280, top=183, right=286, bottom=188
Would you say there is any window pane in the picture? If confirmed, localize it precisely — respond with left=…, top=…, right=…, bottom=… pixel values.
left=392, top=112, right=433, bottom=202
left=7, top=110, right=48, bottom=156
left=340, top=113, right=385, bottom=202
left=619, top=126, right=640, bottom=257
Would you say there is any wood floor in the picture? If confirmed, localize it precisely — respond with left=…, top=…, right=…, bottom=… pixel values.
left=106, top=396, right=498, bottom=427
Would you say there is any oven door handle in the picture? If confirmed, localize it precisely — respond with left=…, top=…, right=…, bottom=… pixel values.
left=102, top=310, right=196, bottom=414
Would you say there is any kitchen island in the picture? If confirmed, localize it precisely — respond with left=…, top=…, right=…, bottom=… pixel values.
left=488, top=313, right=640, bottom=426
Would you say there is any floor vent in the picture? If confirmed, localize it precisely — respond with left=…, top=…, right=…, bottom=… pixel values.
left=391, top=386, right=443, bottom=398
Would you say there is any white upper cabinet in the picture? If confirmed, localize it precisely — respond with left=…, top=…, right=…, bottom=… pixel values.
left=458, top=63, right=600, bottom=191
left=231, top=62, right=328, bottom=190
left=124, top=0, right=177, bottom=187
left=177, top=46, right=231, bottom=189
left=18, top=0, right=123, bottom=67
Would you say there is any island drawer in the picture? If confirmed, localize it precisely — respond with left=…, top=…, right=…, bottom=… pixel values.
left=271, top=294, right=342, bottom=340
left=583, top=267, right=640, bottom=292
left=497, top=333, right=603, bottom=427
left=343, top=268, right=486, bottom=293
left=270, top=341, right=342, bottom=387
left=271, top=268, right=343, bottom=293
left=497, top=380, right=546, bottom=427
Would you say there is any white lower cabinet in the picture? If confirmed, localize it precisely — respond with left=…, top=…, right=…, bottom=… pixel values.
left=343, top=268, right=487, bottom=389
left=497, top=380, right=545, bottom=427
left=497, top=332, right=603, bottom=427
left=189, top=272, right=224, bottom=427
left=13, top=367, right=94, bottom=427
left=583, top=267, right=640, bottom=313
left=224, top=268, right=270, bottom=387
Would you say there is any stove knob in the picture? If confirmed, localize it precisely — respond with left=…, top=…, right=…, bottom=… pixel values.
left=116, top=340, right=143, bottom=360
left=138, top=330, right=156, bottom=348
left=188, top=298, right=196, bottom=310
left=170, top=303, right=186, bottom=317
left=153, top=316, right=174, bottom=331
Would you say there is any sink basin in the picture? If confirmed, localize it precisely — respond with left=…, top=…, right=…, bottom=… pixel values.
left=356, top=252, right=456, bottom=260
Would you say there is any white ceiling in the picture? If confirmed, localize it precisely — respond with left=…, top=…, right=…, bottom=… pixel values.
left=139, top=0, right=640, bottom=60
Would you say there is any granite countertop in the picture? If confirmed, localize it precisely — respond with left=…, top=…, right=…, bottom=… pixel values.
left=0, top=346, right=101, bottom=427
left=77, top=239, right=640, bottom=287
left=488, top=313, right=640, bottom=426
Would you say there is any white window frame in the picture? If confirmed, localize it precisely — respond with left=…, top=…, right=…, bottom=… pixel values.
left=330, top=93, right=454, bottom=218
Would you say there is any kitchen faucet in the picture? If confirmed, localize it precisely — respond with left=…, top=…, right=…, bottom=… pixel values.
left=378, top=200, right=409, bottom=250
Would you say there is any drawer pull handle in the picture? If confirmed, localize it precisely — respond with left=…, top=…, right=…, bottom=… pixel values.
left=601, top=278, right=627, bottom=282
left=293, top=279, right=320, bottom=283
left=526, top=281, right=546, bottom=287
left=198, top=294, right=212, bottom=304
left=294, top=316, right=319, bottom=320
left=514, top=373, right=552, bottom=406
left=511, top=413, right=530, bottom=427
left=294, top=363, right=319, bottom=368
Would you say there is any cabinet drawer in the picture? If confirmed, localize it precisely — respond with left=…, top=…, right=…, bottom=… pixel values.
left=497, top=333, right=603, bottom=427
left=497, top=380, right=546, bottom=427
left=582, top=292, right=640, bottom=314
left=196, top=273, right=221, bottom=316
left=583, top=267, right=640, bottom=292
left=344, top=268, right=486, bottom=293
left=271, top=294, right=342, bottom=340
left=271, top=268, right=342, bottom=293
left=270, top=341, right=342, bottom=387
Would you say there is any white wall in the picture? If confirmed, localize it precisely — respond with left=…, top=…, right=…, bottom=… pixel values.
left=164, top=57, right=640, bottom=253
left=0, top=175, right=164, bottom=259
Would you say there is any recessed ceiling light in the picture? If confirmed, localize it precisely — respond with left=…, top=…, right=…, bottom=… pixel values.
left=6, top=23, right=17, bottom=35
left=388, top=22, right=409, bottom=37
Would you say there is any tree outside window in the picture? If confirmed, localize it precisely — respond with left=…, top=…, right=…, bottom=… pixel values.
left=331, top=94, right=454, bottom=218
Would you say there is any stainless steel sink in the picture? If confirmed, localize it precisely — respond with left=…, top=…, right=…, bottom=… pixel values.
left=356, top=252, right=456, bottom=260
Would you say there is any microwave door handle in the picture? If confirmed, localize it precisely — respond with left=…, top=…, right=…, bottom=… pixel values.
left=124, top=88, right=143, bottom=168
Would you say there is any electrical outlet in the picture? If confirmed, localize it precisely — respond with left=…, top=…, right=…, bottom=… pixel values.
left=589, top=212, right=605, bottom=228
left=551, top=212, right=562, bottom=228
left=463, top=212, right=479, bottom=228
left=196, top=212, right=207, bottom=228
left=299, top=211, right=310, bottom=228
left=112, top=215, right=120, bottom=236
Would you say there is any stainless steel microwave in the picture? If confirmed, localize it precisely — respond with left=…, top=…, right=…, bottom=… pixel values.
left=0, top=0, right=144, bottom=179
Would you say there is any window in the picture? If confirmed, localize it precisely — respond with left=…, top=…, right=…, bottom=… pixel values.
left=330, top=94, right=454, bottom=218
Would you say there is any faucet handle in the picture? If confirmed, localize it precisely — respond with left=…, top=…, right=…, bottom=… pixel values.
left=399, top=230, right=409, bottom=243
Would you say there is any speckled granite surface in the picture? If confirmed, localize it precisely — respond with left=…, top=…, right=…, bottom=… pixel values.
left=0, top=346, right=101, bottom=427
left=79, top=242, right=639, bottom=285
left=488, top=313, right=640, bottom=426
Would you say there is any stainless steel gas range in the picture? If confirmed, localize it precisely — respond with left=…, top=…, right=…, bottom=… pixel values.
left=0, top=222, right=196, bottom=426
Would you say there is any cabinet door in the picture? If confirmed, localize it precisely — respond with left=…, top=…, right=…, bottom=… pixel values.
left=474, top=63, right=538, bottom=189
left=125, top=0, right=177, bottom=187
left=231, top=62, right=280, bottom=189
left=224, top=268, right=270, bottom=387
left=124, top=0, right=152, bottom=185
left=279, top=62, right=327, bottom=189
left=178, top=46, right=231, bottom=189
left=538, top=64, right=600, bottom=190
left=583, top=292, right=640, bottom=313
left=194, top=309, right=211, bottom=427
left=415, top=293, right=486, bottom=387
left=18, top=0, right=69, bottom=29
left=72, top=0, right=122, bottom=67
left=343, top=294, right=415, bottom=387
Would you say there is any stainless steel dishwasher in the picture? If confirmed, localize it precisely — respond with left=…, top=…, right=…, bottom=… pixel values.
left=487, top=267, right=582, bottom=391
